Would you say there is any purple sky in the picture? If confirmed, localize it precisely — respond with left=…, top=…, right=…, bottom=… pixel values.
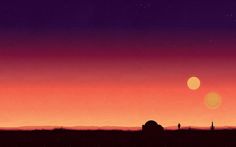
left=0, top=0, right=236, bottom=31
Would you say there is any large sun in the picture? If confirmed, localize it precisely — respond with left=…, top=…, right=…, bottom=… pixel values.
left=187, top=76, right=201, bottom=90
left=204, top=92, right=221, bottom=109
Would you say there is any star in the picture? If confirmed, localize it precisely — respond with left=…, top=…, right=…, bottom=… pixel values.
left=136, top=1, right=151, bottom=9
left=226, top=13, right=233, bottom=17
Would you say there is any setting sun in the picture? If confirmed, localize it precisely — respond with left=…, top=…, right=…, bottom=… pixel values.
left=187, top=76, right=201, bottom=90
left=204, top=92, right=221, bottom=109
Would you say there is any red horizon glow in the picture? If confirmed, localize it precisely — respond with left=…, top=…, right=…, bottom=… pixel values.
left=0, top=33, right=235, bottom=128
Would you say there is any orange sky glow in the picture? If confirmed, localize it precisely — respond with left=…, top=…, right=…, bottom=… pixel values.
left=0, top=55, right=235, bottom=128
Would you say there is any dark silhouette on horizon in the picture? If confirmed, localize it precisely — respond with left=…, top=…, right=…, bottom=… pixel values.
left=142, top=120, right=164, bottom=133
left=142, top=120, right=165, bottom=146
left=0, top=120, right=235, bottom=147
left=178, top=123, right=181, bottom=130
left=211, top=121, right=215, bottom=131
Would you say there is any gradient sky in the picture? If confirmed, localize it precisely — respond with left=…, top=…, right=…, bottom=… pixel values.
left=0, top=0, right=236, bottom=127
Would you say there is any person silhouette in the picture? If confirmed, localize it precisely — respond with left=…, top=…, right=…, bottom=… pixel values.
left=178, top=123, right=181, bottom=130
left=211, top=121, right=215, bottom=131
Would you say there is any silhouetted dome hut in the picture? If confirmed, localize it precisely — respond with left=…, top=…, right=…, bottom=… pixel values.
left=142, top=120, right=165, bottom=146
left=144, top=120, right=158, bottom=126
left=142, top=120, right=164, bottom=133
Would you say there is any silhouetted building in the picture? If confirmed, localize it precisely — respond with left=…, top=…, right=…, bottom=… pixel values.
left=142, top=120, right=164, bottom=133
left=142, top=120, right=165, bottom=146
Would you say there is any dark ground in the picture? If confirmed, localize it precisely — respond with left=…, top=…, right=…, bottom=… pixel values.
left=0, top=129, right=235, bottom=147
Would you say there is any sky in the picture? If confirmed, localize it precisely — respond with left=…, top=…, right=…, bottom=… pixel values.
left=0, top=0, right=236, bottom=128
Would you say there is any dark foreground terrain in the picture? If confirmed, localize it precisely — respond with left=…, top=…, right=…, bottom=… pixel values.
left=0, top=129, right=235, bottom=147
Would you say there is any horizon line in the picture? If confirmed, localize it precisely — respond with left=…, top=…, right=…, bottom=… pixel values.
left=0, top=125, right=236, bottom=131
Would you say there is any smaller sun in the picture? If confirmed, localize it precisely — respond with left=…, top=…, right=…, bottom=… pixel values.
left=187, top=76, right=201, bottom=90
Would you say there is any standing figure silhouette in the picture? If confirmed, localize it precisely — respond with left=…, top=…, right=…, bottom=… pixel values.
left=211, top=122, right=215, bottom=131
left=178, top=123, right=181, bottom=130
